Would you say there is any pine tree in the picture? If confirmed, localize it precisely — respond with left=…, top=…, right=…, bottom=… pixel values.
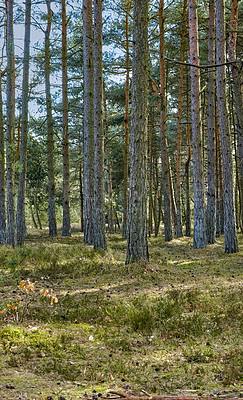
left=215, top=0, right=238, bottom=253
left=83, top=0, right=94, bottom=244
left=126, top=0, right=149, bottom=264
left=93, top=0, right=107, bottom=250
left=188, top=0, right=206, bottom=248
left=16, top=0, right=31, bottom=246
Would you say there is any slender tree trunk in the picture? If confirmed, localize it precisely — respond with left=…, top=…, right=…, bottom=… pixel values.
left=28, top=197, right=38, bottom=229
left=159, top=0, right=172, bottom=242
left=148, top=100, right=154, bottom=237
left=34, top=194, right=42, bottom=230
left=16, top=0, right=31, bottom=246
left=206, top=0, right=216, bottom=244
left=93, top=0, right=106, bottom=250
left=216, top=0, right=238, bottom=253
left=126, top=0, right=149, bottom=264
left=103, top=82, right=114, bottom=235
left=6, top=0, right=15, bottom=247
left=215, top=110, right=224, bottom=237
left=62, top=0, right=71, bottom=236
left=122, top=12, right=130, bottom=238
left=228, top=0, right=243, bottom=226
left=188, top=0, right=206, bottom=248
left=45, top=0, right=57, bottom=237
left=0, top=71, right=6, bottom=244
left=185, top=73, right=191, bottom=237
left=175, top=0, right=187, bottom=238
left=83, top=0, right=94, bottom=244
left=153, top=157, right=160, bottom=237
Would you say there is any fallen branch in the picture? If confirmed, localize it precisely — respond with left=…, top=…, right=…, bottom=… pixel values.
left=104, top=391, right=238, bottom=400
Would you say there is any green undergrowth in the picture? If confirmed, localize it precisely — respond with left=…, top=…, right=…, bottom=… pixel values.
left=0, top=231, right=243, bottom=399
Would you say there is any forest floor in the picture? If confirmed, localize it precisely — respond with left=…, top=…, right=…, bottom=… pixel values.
left=0, top=227, right=242, bottom=400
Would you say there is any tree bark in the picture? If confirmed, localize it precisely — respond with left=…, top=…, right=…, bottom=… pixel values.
left=159, top=0, right=172, bottom=242
left=126, top=0, right=149, bottom=264
left=228, top=0, right=243, bottom=226
left=6, top=0, right=15, bottom=247
left=188, top=0, right=206, bottom=248
left=122, top=11, right=130, bottom=239
left=215, top=0, right=238, bottom=253
left=93, top=0, right=106, bottom=250
left=175, top=0, right=187, bottom=238
left=62, top=0, right=71, bottom=237
left=185, top=73, right=191, bottom=237
left=16, top=0, right=31, bottom=246
left=83, top=0, right=94, bottom=244
left=0, top=71, right=6, bottom=244
left=206, top=0, right=216, bottom=244
left=45, top=0, right=57, bottom=237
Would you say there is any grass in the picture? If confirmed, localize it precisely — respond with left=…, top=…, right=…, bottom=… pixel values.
left=0, top=229, right=242, bottom=399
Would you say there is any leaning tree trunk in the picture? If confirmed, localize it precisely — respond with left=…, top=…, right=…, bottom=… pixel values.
left=45, top=0, right=57, bottom=237
left=215, top=0, right=238, bottom=253
left=6, top=0, right=15, bottom=247
left=0, top=71, right=6, bottom=244
left=175, top=0, right=187, bottom=238
left=159, top=0, right=172, bottom=242
left=206, top=0, right=216, bottom=244
left=62, top=0, right=71, bottom=237
left=93, top=0, right=106, bottom=250
left=83, top=0, right=94, bottom=244
left=188, top=0, right=206, bottom=248
left=126, top=0, right=149, bottom=264
left=16, top=0, right=31, bottom=246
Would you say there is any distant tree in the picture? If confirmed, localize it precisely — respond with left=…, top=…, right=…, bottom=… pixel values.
left=93, top=0, right=107, bottom=250
left=188, top=0, right=206, bottom=248
left=215, top=0, right=238, bottom=253
left=16, top=0, right=31, bottom=246
left=83, top=0, right=94, bottom=244
left=0, top=70, right=6, bottom=244
left=45, top=0, right=57, bottom=237
left=126, top=0, right=149, bottom=263
left=6, top=0, right=15, bottom=247
left=62, top=0, right=71, bottom=236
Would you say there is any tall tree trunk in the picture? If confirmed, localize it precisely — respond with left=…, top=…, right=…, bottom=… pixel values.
left=215, top=0, right=238, bottom=253
left=103, top=82, right=114, bottom=235
left=228, top=0, right=243, bottom=211
left=185, top=73, right=191, bottom=237
left=206, top=0, right=216, bottom=244
left=83, top=0, right=94, bottom=244
left=122, top=11, right=130, bottom=238
left=159, top=0, right=172, bottom=242
left=45, top=0, right=57, bottom=237
left=62, top=0, right=71, bottom=236
left=175, top=0, right=187, bottom=238
left=148, top=99, right=154, bottom=237
left=188, top=0, right=206, bottom=248
left=16, top=0, right=31, bottom=246
left=215, top=110, right=224, bottom=237
left=6, top=0, right=15, bottom=247
left=126, top=0, right=149, bottom=264
left=0, top=71, right=6, bottom=244
left=93, top=0, right=106, bottom=250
